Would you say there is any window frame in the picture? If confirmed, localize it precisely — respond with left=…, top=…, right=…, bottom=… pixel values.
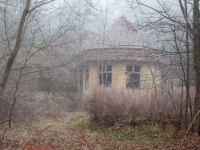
left=99, top=65, right=112, bottom=87
left=126, top=65, right=140, bottom=89
left=85, top=67, right=89, bottom=90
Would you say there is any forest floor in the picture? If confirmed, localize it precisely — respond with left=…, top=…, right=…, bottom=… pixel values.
left=0, top=112, right=200, bottom=150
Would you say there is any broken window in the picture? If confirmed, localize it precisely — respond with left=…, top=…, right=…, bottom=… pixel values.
left=99, top=65, right=112, bottom=87
left=85, top=67, right=89, bottom=90
left=126, top=65, right=140, bottom=88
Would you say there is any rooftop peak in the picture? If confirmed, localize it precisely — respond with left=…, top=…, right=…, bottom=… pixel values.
left=103, top=15, right=141, bottom=48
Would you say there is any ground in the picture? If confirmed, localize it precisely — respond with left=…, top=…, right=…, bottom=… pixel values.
left=0, top=112, right=200, bottom=150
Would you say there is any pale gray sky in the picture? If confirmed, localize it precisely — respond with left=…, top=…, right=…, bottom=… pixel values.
left=56, top=0, right=181, bottom=32
left=100, top=0, right=180, bottom=21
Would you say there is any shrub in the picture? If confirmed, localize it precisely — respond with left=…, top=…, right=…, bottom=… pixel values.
left=84, top=87, right=190, bottom=126
left=0, top=91, right=82, bottom=128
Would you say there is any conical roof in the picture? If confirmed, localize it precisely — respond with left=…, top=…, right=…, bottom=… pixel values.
left=103, top=15, right=142, bottom=49
left=80, top=16, right=149, bottom=62
left=83, top=15, right=143, bottom=50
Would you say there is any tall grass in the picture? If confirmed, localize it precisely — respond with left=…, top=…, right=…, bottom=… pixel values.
left=84, top=87, right=192, bottom=126
left=0, top=92, right=82, bottom=128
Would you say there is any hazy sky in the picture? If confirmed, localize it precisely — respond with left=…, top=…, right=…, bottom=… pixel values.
left=97, top=0, right=160, bottom=29
left=57, top=0, right=181, bottom=32
left=100, top=0, right=179, bottom=22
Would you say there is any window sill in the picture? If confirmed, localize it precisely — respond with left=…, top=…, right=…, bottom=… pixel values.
left=126, top=87, right=141, bottom=90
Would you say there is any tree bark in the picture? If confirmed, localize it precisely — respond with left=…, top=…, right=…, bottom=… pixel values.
left=184, top=0, right=190, bottom=130
left=193, top=0, right=200, bottom=136
left=0, top=0, right=31, bottom=97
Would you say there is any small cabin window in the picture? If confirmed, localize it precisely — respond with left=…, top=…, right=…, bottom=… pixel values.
left=99, top=65, right=112, bottom=87
left=85, top=67, right=89, bottom=90
left=126, top=65, right=140, bottom=88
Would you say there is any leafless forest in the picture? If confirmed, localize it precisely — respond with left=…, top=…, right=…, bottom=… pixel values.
left=0, top=0, right=200, bottom=149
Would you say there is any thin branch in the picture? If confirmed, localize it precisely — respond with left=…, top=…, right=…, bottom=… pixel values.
left=0, top=128, right=8, bottom=143
left=181, top=110, right=200, bottom=145
left=29, top=0, right=54, bottom=13
left=22, top=125, right=53, bottom=150
left=0, top=119, right=11, bottom=125
left=78, top=129, right=92, bottom=150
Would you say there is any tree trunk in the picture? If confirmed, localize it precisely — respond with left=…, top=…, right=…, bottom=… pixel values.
left=184, top=0, right=190, bottom=129
left=0, top=0, right=31, bottom=97
left=193, top=0, right=200, bottom=136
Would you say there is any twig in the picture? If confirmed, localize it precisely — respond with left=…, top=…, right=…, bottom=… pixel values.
left=181, top=110, right=200, bottom=145
left=78, top=129, right=92, bottom=150
left=0, top=120, right=12, bottom=144
left=0, top=128, right=8, bottom=143
left=22, top=125, right=53, bottom=150
left=0, top=119, right=11, bottom=125
left=182, top=144, right=200, bottom=150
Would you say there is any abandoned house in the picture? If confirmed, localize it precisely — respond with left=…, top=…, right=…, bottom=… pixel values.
left=80, top=16, right=162, bottom=97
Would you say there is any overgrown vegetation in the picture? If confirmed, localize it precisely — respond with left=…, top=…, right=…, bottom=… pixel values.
left=85, top=88, right=190, bottom=128
left=0, top=92, right=82, bottom=127
left=1, top=112, right=199, bottom=150
left=1, top=0, right=200, bottom=149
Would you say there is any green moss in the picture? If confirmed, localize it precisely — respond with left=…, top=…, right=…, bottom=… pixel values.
left=74, top=123, right=87, bottom=130
left=72, top=123, right=104, bottom=132
left=72, top=121, right=174, bottom=148
left=128, top=118, right=149, bottom=126
left=105, top=148, right=113, bottom=150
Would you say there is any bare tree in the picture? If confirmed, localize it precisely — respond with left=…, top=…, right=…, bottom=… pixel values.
left=0, top=0, right=96, bottom=128
left=123, top=0, right=200, bottom=134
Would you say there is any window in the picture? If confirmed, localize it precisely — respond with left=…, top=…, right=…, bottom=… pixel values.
left=126, top=65, right=140, bottom=88
left=85, top=67, right=89, bottom=90
left=99, top=65, right=112, bottom=87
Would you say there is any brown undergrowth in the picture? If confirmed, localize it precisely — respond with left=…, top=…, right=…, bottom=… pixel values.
left=0, top=112, right=199, bottom=150
left=85, top=88, right=188, bottom=127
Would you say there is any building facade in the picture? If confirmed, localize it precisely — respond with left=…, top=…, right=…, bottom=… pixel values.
left=81, top=16, right=161, bottom=97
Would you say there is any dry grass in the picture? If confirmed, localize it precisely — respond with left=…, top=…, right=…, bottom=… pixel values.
left=84, top=88, right=187, bottom=126
left=0, top=92, right=82, bottom=128
left=1, top=112, right=199, bottom=150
